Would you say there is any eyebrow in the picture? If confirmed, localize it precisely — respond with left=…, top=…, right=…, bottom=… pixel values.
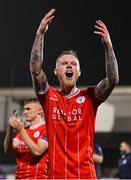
left=24, top=107, right=31, bottom=110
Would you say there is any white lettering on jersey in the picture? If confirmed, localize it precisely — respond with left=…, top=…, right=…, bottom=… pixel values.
left=17, top=140, right=29, bottom=151
left=52, top=107, right=82, bottom=122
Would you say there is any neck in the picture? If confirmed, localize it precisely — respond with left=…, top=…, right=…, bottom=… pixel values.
left=30, top=118, right=41, bottom=126
left=126, top=149, right=131, bottom=154
left=60, top=86, right=77, bottom=96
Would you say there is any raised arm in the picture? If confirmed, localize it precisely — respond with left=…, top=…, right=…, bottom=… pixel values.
left=9, top=117, right=48, bottom=156
left=94, top=20, right=119, bottom=102
left=30, top=9, right=55, bottom=94
left=4, top=116, right=16, bottom=154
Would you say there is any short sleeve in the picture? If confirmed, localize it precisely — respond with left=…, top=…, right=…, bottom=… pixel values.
left=38, top=134, right=48, bottom=145
left=86, top=86, right=103, bottom=108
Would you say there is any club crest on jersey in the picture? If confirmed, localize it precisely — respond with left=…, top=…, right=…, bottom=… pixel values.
left=76, top=96, right=85, bottom=104
left=33, top=131, right=40, bottom=138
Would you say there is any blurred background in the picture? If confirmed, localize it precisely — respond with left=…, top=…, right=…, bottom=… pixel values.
left=0, top=0, right=131, bottom=179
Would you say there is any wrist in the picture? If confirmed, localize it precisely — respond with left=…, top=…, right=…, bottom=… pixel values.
left=105, top=43, right=113, bottom=49
left=36, top=27, right=46, bottom=36
left=19, top=128, right=25, bottom=134
left=8, top=125, right=13, bottom=131
left=36, top=31, right=43, bottom=37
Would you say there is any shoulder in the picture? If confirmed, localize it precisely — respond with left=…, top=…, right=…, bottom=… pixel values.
left=37, top=86, right=57, bottom=104
left=86, top=86, right=97, bottom=95
left=35, top=123, right=47, bottom=135
left=79, top=86, right=97, bottom=100
left=39, top=123, right=46, bottom=130
left=37, top=85, right=57, bottom=97
left=86, top=86, right=103, bottom=107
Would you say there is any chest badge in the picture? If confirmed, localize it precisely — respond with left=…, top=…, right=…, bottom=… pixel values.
left=76, top=96, right=85, bottom=104
left=33, top=131, right=40, bottom=138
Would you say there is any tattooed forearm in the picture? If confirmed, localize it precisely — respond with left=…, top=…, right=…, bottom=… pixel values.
left=30, top=34, right=48, bottom=93
left=96, top=46, right=119, bottom=101
left=30, top=34, right=43, bottom=73
left=105, top=46, right=119, bottom=85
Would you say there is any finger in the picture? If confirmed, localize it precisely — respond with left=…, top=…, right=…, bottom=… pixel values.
left=95, top=20, right=107, bottom=30
left=9, top=120, right=15, bottom=127
left=98, top=20, right=106, bottom=27
left=41, top=15, right=54, bottom=27
left=94, top=31, right=105, bottom=37
left=95, top=26, right=108, bottom=36
left=45, top=9, right=56, bottom=19
left=94, top=25, right=107, bottom=34
left=44, top=16, right=55, bottom=25
left=10, top=119, right=19, bottom=126
left=9, top=120, right=13, bottom=126
left=9, top=116, right=18, bottom=122
left=40, top=16, right=54, bottom=33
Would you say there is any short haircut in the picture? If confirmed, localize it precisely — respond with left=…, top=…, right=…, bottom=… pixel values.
left=24, top=97, right=39, bottom=106
left=56, top=50, right=79, bottom=65
left=120, top=140, right=131, bottom=149
left=122, top=140, right=131, bottom=147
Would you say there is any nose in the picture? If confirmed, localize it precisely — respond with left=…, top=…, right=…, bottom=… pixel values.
left=66, top=63, right=72, bottom=68
left=23, top=110, right=27, bottom=114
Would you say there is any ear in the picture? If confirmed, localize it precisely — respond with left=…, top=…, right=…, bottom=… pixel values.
left=37, top=105, right=43, bottom=115
left=78, top=70, right=81, bottom=77
left=54, top=68, right=57, bottom=76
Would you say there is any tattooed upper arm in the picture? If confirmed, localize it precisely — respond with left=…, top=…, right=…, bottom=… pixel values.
left=95, top=46, right=119, bottom=103
left=30, top=34, right=48, bottom=94
left=95, top=78, right=115, bottom=103
left=31, top=69, right=48, bottom=94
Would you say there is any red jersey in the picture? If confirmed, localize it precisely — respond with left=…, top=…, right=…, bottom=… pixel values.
left=38, top=86, right=102, bottom=179
left=13, top=122, right=48, bottom=179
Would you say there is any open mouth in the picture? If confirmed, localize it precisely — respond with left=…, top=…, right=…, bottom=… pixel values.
left=65, top=71, right=73, bottom=78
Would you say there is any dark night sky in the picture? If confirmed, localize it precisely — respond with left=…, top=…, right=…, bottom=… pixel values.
left=0, top=0, right=131, bottom=87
